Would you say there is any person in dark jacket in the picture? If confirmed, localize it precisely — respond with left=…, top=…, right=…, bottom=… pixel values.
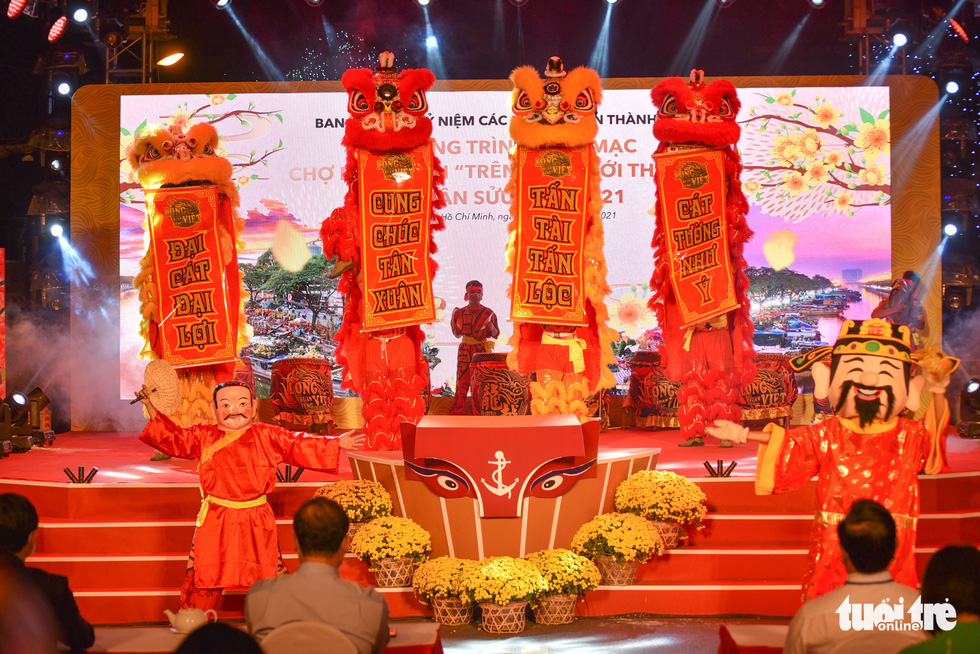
left=0, top=493, right=95, bottom=651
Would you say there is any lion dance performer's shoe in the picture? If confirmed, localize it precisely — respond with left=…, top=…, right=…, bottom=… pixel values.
left=678, top=437, right=704, bottom=447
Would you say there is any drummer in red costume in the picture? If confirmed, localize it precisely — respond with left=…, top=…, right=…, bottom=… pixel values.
left=450, top=281, right=500, bottom=415
left=139, top=380, right=364, bottom=610
left=706, top=318, right=958, bottom=601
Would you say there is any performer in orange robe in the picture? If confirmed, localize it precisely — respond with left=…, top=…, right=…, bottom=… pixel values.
left=707, top=319, right=958, bottom=600
left=139, top=381, right=363, bottom=609
left=450, top=280, right=500, bottom=415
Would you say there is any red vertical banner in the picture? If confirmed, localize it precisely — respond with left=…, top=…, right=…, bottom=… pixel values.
left=356, top=143, right=437, bottom=331
left=510, top=145, right=590, bottom=326
left=0, top=250, right=5, bottom=398
left=653, top=148, right=737, bottom=328
left=145, top=186, right=238, bottom=368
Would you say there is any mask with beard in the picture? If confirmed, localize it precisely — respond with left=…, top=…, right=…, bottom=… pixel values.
left=835, top=380, right=896, bottom=428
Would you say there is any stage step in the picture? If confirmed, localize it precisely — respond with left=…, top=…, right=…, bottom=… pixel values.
left=7, top=469, right=980, bottom=625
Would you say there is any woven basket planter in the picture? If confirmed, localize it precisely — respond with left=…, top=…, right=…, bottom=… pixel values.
left=479, top=601, right=528, bottom=634
left=595, top=556, right=639, bottom=586
left=650, top=520, right=682, bottom=549
left=372, top=557, right=414, bottom=588
left=533, top=594, right=577, bottom=625
left=430, top=596, right=472, bottom=626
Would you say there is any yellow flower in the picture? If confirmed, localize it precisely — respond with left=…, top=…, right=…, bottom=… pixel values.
left=854, top=119, right=890, bottom=161
left=775, top=92, right=794, bottom=106
left=458, top=557, right=548, bottom=606
left=613, top=470, right=708, bottom=527
left=209, top=94, right=227, bottom=106
left=525, top=549, right=601, bottom=596
left=811, top=103, right=841, bottom=129
left=795, top=128, right=824, bottom=161
left=769, top=135, right=801, bottom=166
left=608, top=292, right=655, bottom=338
left=350, top=516, right=431, bottom=564
left=832, top=191, right=854, bottom=214
left=165, top=110, right=194, bottom=133
left=571, top=513, right=664, bottom=562
left=802, top=161, right=830, bottom=186
left=781, top=171, right=806, bottom=196
left=412, top=557, right=479, bottom=605
left=823, top=150, right=845, bottom=168
left=742, top=180, right=761, bottom=196
left=315, top=480, right=393, bottom=523
left=858, top=161, right=886, bottom=186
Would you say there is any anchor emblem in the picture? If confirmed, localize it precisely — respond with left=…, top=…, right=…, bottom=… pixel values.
left=480, top=450, right=519, bottom=498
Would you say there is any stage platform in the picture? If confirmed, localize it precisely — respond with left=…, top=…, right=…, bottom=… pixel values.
left=2, top=428, right=979, bottom=625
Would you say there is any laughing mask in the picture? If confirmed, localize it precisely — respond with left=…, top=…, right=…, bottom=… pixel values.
left=211, top=381, right=257, bottom=432
left=791, top=319, right=921, bottom=428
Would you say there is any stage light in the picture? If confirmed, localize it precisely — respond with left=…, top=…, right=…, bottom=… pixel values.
left=5, top=393, right=29, bottom=426
left=49, top=158, right=63, bottom=172
left=945, top=80, right=960, bottom=94
left=606, top=0, right=621, bottom=4
left=51, top=223, right=64, bottom=237
left=892, top=32, right=907, bottom=47
left=72, top=7, right=88, bottom=22
left=416, top=0, right=430, bottom=6
left=99, top=13, right=129, bottom=47
left=211, top=0, right=231, bottom=7
left=426, top=35, right=438, bottom=48
left=715, top=0, right=736, bottom=7
left=944, top=222, right=959, bottom=236
left=508, top=0, right=528, bottom=5
left=26, top=387, right=51, bottom=427
left=7, top=0, right=27, bottom=18
left=959, top=378, right=980, bottom=439
left=807, top=0, right=825, bottom=6
left=48, top=15, right=68, bottom=42
left=56, top=81, right=71, bottom=95
left=157, top=46, right=184, bottom=66
left=305, top=0, right=323, bottom=5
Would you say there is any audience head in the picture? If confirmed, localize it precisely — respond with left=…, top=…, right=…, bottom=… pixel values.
left=921, top=545, right=980, bottom=629
left=837, top=499, right=896, bottom=574
left=0, top=494, right=38, bottom=558
left=294, top=497, right=350, bottom=558
left=174, top=622, right=263, bottom=654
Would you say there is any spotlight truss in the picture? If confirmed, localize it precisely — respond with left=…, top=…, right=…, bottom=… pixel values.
left=959, top=378, right=980, bottom=439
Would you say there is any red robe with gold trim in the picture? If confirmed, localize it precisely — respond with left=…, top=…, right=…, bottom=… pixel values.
left=139, top=415, right=340, bottom=588
left=756, top=409, right=946, bottom=600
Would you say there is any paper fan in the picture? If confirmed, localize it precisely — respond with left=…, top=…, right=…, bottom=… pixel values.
left=143, top=359, right=182, bottom=416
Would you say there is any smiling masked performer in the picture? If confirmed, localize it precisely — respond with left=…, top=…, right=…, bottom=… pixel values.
left=504, top=57, right=617, bottom=422
left=140, top=381, right=363, bottom=610
left=706, top=318, right=959, bottom=600
left=649, top=70, right=756, bottom=447
left=320, top=53, right=445, bottom=450
left=128, top=121, right=252, bottom=440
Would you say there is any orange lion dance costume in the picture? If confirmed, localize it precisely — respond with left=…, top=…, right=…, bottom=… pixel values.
left=649, top=70, right=756, bottom=446
left=129, top=122, right=251, bottom=427
left=320, top=53, right=445, bottom=450
left=504, top=57, right=617, bottom=422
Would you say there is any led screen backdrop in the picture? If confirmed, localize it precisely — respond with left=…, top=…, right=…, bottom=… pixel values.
left=70, top=76, right=940, bottom=421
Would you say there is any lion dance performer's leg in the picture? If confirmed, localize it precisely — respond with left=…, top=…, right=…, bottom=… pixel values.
left=450, top=343, right=480, bottom=415
left=363, top=331, right=426, bottom=451
left=677, top=327, right=741, bottom=444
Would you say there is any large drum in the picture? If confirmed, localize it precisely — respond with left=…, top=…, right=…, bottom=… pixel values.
left=270, top=357, right=334, bottom=433
left=627, top=350, right=681, bottom=428
left=471, top=352, right=530, bottom=416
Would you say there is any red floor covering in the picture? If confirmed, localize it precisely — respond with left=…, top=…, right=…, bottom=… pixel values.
left=1, top=425, right=979, bottom=484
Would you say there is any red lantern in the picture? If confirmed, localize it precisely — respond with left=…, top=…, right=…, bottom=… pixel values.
left=48, top=16, right=68, bottom=42
left=7, top=0, right=28, bottom=18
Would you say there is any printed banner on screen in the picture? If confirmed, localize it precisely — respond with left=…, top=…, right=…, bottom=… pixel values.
left=357, top=144, right=436, bottom=331
left=654, top=148, right=737, bottom=328
left=510, top=146, right=590, bottom=326
left=146, top=186, right=238, bottom=368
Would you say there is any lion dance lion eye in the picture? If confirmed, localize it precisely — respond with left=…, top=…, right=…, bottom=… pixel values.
left=142, top=146, right=161, bottom=161
left=574, top=90, right=595, bottom=113
left=202, top=144, right=214, bottom=155
left=348, top=89, right=371, bottom=115
left=659, top=95, right=679, bottom=117
left=717, top=97, right=735, bottom=118
left=406, top=90, right=428, bottom=114
left=513, top=89, right=533, bottom=114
